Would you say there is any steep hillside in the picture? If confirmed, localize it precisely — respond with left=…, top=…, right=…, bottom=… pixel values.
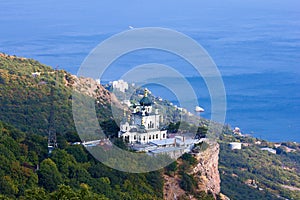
left=0, top=120, right=164, bottom=199
left=163, top=141, right=223, bottom=200
left=2, top=53, right=299, bottom=200
left=0, top=54, right=221, bottom=199
left=192, top=141, right=220, bottom=195
left=219, top=133, right=300, bottom=200
left=0, top=53, right=119, bottom=138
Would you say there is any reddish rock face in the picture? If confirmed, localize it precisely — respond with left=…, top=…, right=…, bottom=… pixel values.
left=163, top=142, right=221, bottom=200
left=192, top=142, right=221, bottom=195
left=71, top=76, right=122, bottom=108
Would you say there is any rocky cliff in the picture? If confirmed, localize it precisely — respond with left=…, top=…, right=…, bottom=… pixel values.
left=163, top=141, right=222, bottom=200
left=70, top=75, right=121, bottom=107
left=192, top=141, right=220, bottom=195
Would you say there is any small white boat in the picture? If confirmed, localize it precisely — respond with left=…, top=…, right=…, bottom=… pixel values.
left=195, top=106, right=204, bottom=112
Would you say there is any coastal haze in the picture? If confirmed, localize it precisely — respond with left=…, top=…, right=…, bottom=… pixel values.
left=1, top=0, right=299, bottom=142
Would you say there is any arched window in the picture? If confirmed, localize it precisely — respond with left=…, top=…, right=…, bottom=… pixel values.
left=156, top=134, right=158, bottom=139
left=148, top=121, right=154, bottom=129
left=163, top=134, right=165, bottom=138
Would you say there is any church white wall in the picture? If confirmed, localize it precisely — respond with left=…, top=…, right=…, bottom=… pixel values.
left=143, top=115, right=160, bottom=130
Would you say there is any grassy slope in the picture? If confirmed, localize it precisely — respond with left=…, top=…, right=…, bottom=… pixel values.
left=219, top=134, right=300, bottom=200
left=0, top=54, right=164, bottom=199
left=0, top=54, right=75, bottom=135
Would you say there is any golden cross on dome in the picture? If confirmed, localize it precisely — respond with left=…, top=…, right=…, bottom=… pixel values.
left=144, top=89, right=148, bottom=97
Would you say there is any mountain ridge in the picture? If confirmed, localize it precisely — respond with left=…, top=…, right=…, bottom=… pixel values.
left=1, top=53, right=299, bottom=200
left=0, top=53, right=219, bottom=199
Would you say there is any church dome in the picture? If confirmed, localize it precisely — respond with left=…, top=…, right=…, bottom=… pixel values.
left=139, top=88, right=152, bottom=106
left=140, top=96, right=152, bottom=106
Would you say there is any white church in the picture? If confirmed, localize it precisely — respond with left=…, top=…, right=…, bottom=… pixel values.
left=118, top=89, right=167, bottom=144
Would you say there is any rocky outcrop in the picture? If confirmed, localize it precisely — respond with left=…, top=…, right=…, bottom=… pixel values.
left=192, top=141, right=221, bottom=195
left=70, top=76, right=122, bottom=108
left=163, top=141, right=221, bottom=200
left=163, top=173, right=186, bottom=200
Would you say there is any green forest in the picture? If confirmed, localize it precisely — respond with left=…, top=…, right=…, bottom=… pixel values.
left=0, top=120, right=165, bottom=199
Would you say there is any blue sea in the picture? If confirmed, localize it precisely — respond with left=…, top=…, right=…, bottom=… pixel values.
left=0, top=0, right=299, bottom=142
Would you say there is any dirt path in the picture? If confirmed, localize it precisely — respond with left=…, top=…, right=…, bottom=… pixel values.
left=281, top=185, right=300, bottom=192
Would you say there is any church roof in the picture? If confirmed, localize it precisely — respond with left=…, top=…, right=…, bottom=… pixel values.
left=139, top=96, right=152, bottom=106
left=139, top=88, right=152, bottom=106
